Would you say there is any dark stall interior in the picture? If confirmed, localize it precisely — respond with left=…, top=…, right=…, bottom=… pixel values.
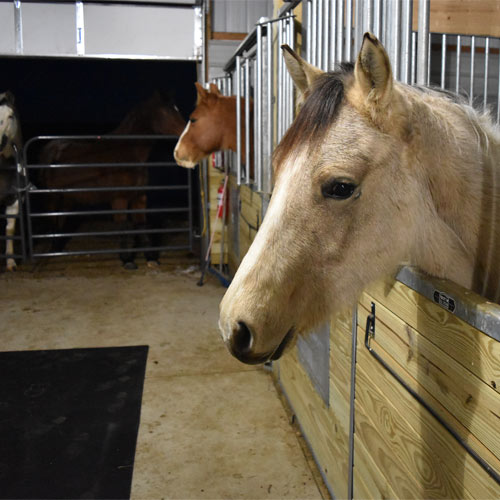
left=0, top=56, right=199, bottom=262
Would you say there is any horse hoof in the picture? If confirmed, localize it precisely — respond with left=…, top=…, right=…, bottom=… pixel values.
left=6, top=259, right=17, bottom=272
left=123, top=262, right=138, bottom=271
left=146, top=260, right=160, bottom=269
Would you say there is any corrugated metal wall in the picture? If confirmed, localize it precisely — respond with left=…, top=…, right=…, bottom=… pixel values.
left=212, top=0, right=273, bottom=33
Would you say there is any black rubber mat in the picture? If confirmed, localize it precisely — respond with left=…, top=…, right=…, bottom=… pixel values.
left=0, top=345, right=149, bottom=500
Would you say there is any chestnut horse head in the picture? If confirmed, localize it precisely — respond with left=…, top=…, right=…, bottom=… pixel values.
left=219, top=33, right=500, bottom=364
left=174, top=83, right=250, bottom=168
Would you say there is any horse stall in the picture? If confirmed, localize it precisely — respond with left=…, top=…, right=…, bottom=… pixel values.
left=0, top=0, right=203, bottom=270
left=208, top=0, right=500, bottom=498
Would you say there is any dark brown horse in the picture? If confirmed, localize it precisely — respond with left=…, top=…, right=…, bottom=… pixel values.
left=39, top=92, right=186, bottom=268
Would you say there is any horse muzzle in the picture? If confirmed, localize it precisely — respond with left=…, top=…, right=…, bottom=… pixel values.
left=224, top=321, right=295, bottom=365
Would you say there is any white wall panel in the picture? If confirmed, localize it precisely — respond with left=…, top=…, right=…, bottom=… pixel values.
left=84, top=4, right=198, bottom=59
left=22, top=3, right=75, bottom=56
left=0, top=3, right=15, bottom=55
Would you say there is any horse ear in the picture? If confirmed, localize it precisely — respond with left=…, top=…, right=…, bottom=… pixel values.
left=209, top=83, right=222, bottom=96
left=282, top=44, right=323, bottom=95
left=353, top=33, right=393, bottom=107
left=195, top=82, right=208, bottom=104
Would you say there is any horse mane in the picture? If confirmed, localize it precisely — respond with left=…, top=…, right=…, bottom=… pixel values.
left=273, top=62, right=354, bottom=171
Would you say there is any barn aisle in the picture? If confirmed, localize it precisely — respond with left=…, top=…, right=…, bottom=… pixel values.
left=0, top=257, right=324, bottom=499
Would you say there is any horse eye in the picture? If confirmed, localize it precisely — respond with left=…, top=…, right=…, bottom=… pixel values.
left=189, top=118, right=197, bottom=123
left=322, top=180, right=357, bottom=200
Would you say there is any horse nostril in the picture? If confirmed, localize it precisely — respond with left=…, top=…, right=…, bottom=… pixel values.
left=231, top=321, right=253, bottom=355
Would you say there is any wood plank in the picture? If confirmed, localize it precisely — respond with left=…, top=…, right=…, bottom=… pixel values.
left=211, top=31, right=247, bottom=41
left=355, top=322, right=500, bottom=475
left=279, top=349, right=350, bottom=499
left=365, top=278, right=500, bottom=394
left=356, top=359, right=476, bottom=499
left=358, top=296, right=500, bottom=460
left=353, top=434, right=399, bottom=500
left=417, top=0, right=500, bottom=38
left=356, top=346, right=500, bottom=499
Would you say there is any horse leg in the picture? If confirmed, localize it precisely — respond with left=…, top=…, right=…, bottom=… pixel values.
left=131, top=194, right=158, bottom=268
left=112, top=197, right=136, bottom=270
left=5, top=200, right=18, bottom=271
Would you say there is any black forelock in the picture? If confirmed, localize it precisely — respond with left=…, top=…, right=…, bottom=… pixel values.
left=273, top=62, right=354, bottom=170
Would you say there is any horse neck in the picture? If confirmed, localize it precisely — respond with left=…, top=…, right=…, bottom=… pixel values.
left=409, top=90, right=500, bottom=301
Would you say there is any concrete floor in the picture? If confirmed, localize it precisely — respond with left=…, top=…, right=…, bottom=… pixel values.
left=0, top=254, right=325, bottom=499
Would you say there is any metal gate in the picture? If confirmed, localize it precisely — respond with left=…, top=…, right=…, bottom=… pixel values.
left=23, top=134, right=193, bottom=262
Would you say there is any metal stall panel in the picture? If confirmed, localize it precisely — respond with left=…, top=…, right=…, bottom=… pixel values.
left=84, top=4, right=200, bottom=59
left=0, top=1, right=202, bottom=60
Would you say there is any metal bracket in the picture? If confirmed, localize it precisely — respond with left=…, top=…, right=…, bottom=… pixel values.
left=363, top=301, right=500, bottom=485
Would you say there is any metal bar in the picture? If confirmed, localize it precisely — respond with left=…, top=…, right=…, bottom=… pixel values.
left=76, top=1, right=85, bottom=55
left=345, top=0, right=353, bottom=63
left=14, top=0, right=23, bottom=55
left=245, top=58, right=251, bottom=185
left=456, top=35, right=462, bottom=94
left=32, top=227, right=190, bottom=240
left=416, top=0, right=430, bottom=85
left=400, top=0, right=412, bottom=84
left=26, top=161, right=179, bottom=169
left=267, top=20, right=273, bottom=193
left=393, top=0, right=402, bottom=80
left=330, top=0, right=337, bottom=68
left=318, top=0, right=324, bottom=70
left=257, top=23, right=263, bottom=190
left=427, top=31, right=431, bottom=85
left=188, top=167, right=193, bottom=252
left=441, top=34, right=447, bottom=89
left=347, top=307, right=358, bottom=500
left=307, top=0, right=312, bottom=62
left=30, top=207, right=189, bottom=218
left=484, top=37, right=490, bottom=111
left=323, top=0, right=330, bottom=71
left=236, top=56, right=242, bottom=185
left=373, top=0, right=382, bottom=39
left=336, top=0, right=344, bottom=63
left=312, top=0, right=318, bottom=66
left=288, top=18, right=295, bottom=127
left=30, top=185, right=188, bottom=194
left=13, top=146, right=27, bottom=262
left=411, top=31, right=417, bottom=85
left=470, top=35, right=476, bottom=105
left=33, top=245, right=191, bottom=259
left=364, top=303, right=500, bottom=487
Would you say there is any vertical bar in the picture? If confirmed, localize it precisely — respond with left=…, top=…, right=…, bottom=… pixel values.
left=469, top=35, right=475, bottom=106
left=497, top=53, right=500, bottom=123
left=278, top=19, right=283, bottom=141
left=484, top=37, right=490, bottom=112
left=400, top=0, right=412, bottom=84
left=336, top=0, right=344, bottom=63
left=347, top=307, right=358, bottom=500
left=312, top=0, right=318, bottom=66
left=317, top=0, right=324, bottom=70
left=330, top=0, right=337, bottom=68
left=245, top=58, right=251, bottom=185
left=257, top=23, right=263, bottom=190
left=392, top=0, right=402, bottom=80
left=365, top=0, right=373, bottom=38
left=13, top=145, right=26, bottom=262
left=440, top=34, right=447, bottom=89
left=267, top=21, right=273, bottom=193
left=188, top=162, right=193, bottom=252
left=417, top=0, right=430, bottom=85
left=411, top=31, right=417, bottom=84
left=345, top=0, right=353, bottom=63
left=323, top=0, right=330, bottom=71
left=76, top=1, right=85, bottom=55
left=14, top=0, right=23, bottom=55
left=373, top=0, right=382, bottom=39
left=288, top=18, right=295, bottom=128
left=307, top=0, right=312, bottom=62
left=235, top=56, right=242, bottom=185
left=456, top=34, right=461, bottom=94
left=427, top=31, right=431, bottom=85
